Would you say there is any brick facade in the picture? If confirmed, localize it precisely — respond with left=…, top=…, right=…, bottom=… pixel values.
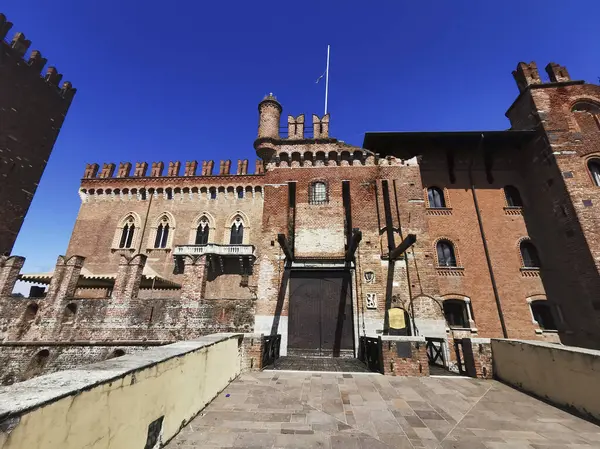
left=2, top=61, right=600, bottom=381
left=0, top=13, right=76, bottom=254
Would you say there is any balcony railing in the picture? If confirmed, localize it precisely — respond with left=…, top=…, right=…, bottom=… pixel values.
left=173, top=244, right=255, bottom=257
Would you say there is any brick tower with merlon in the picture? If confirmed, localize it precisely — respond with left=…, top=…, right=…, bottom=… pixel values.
left=506, top=61, right=600, bottom=347
left=0, top=13, right=76, bottom=254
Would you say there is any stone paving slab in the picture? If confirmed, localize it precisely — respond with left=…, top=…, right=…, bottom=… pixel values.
left=165, top=371, right=600, bottom=448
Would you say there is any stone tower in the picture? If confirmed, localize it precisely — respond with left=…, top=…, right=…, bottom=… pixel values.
left=253, top=93, right=281, bottom=162
left=0, top=13, right=76, bottom=254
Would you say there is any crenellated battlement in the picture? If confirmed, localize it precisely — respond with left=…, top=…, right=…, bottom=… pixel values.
left=0, top=13, right=76, bottom=101
left=83, top=159, right=265, bottom=180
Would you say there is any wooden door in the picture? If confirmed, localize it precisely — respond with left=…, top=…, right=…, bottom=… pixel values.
left=288, top=271, right=354, bottom=357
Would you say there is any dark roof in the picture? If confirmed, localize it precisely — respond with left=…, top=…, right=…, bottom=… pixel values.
left=362, top=130, right=537, bottom=157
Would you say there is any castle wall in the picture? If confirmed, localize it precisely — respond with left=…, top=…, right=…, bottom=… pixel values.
left=68, top=167, right=264, bottom=301
left=420, top=149, right=546, bottom=342
left=506, top=73, right=600, bottom=348
left=0, top=14, right=76, bottom=254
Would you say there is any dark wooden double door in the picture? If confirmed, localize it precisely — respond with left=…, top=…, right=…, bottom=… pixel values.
left=288, top=271, right=354, bottom=357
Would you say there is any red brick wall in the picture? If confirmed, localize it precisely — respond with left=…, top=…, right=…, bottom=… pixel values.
left=0, top=16, right=76, bottom=254
left=506, top=72, right=600, bottom=348
left=380, top=337, right=429, bottom=376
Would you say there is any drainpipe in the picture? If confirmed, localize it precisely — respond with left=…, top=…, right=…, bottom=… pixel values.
left=469, top=135, right=508, bottom=338
left=138, top=188, right=153, bottom=253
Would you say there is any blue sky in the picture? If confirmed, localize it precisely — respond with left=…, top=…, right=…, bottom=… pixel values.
left=4, top=0, right=600, bottom=282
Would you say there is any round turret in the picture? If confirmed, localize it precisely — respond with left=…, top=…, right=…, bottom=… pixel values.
left=254, top=93, right=282, bottom=161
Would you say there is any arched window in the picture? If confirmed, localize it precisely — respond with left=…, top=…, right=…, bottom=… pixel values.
left=443, top=299, right=470, bottom=329
left=62, top=303, right=77, bottom=323
left=530, top=300, right=557, bottom=330
left=588, top=159, right=600, bottom=186
left=309, top=181, right=328, bottom=205
left=427, top=187, right=446, bottom=208
left=230, top=217, right=244, bottom=244
left=195, top=217, right=210, bottom=245
left=119, top=216, right=136, bottom=249
left=520, top=240, right=540, bottom=268
left=210, top=187, right=217, bottom=200
left=436, top=240, right=457, bottom=267
left=153, top=215, right=171, bottom=249
left=504, top=185, right=523, bottom=207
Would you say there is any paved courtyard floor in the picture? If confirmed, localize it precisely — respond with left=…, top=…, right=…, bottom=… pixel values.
left=166, top=371, right=600, bottom=448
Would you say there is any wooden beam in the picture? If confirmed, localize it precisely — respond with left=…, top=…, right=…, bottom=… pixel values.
left=345, top=228, right=362, bottom=261
left=277, top=234, right=293, bottom=262
left=389, top=234, right=417, bottom=260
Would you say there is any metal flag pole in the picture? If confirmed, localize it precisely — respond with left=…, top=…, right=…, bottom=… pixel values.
left=324, top=44, right=330, bottom=115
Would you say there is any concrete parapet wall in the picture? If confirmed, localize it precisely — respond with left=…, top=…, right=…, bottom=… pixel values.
left=0, top=333, right=244, bottom=449
left=492, top=339, right=600, bottom=421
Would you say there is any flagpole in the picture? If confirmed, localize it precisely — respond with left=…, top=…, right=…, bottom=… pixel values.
left=324, top=44, right=330, bottom=115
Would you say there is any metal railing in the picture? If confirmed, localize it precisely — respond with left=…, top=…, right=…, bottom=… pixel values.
left=262, top=334, right=281, bottom=368
left=173, top=244, right=255, bottom=257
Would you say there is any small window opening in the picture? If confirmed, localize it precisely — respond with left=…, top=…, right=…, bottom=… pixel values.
left=531, top=301, right=557, bottom=330
left=436, top=240, right=457, bottom=267
left=504, top=185, right=523, bottom=207
left=427, top=187, right=446, bottom=208
left=443, top=299, right=469, bottom=329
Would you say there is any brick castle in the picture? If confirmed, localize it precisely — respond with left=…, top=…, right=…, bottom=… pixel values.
left=0, top=21, right=599, bottom=381
left=0, top=13, right=76, bottom=255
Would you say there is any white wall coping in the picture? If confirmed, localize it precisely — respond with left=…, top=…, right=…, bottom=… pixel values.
left=468, top=338, right=491, bottom=344
left=380, top=336, right=426, bottom=343
left=0, top=333, right=243, bottom=419
left=492, top=339, right=600, bottom=357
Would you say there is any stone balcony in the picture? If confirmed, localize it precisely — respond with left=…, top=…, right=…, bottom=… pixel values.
left=173, top=244, right=256, bottom=273
left=173, top=244, right=256, bottom=258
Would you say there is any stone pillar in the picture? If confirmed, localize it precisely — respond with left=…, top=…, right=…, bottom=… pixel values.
left=181, top=255, right=207, bottom=301
left=46, top=255, right=85, bottom=300
left=113, top=254, right=147, bottom=300
left=0, top=256, right=25, bottom=296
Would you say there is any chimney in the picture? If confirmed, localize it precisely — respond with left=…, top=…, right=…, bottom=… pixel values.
left=220, top=160, right=231, bottom=175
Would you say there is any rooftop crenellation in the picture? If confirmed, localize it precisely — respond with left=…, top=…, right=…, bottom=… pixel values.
left=82, top=159, right=264, bottom=179
left=0, top=12, right=76, bottom=100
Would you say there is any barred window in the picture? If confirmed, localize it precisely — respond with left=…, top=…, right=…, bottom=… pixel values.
left=309, top=181, right=328, bottom=205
